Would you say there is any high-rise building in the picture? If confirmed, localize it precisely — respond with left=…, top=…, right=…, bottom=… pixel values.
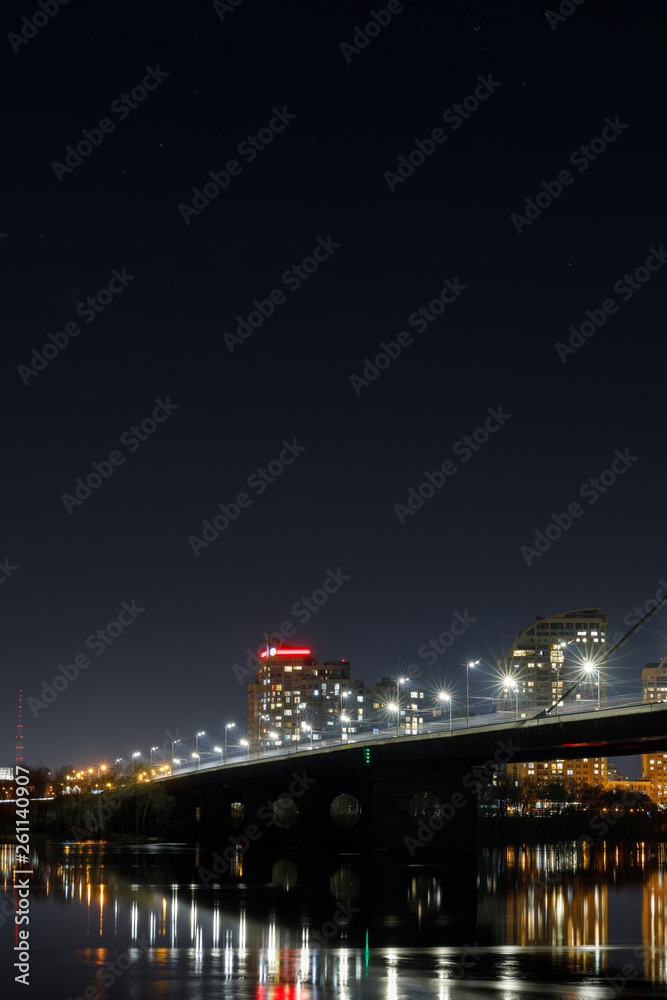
left=497, top=608, right=608, bottom=716
left=641, top=654, right=667, bottom=802
left=502, top=609, right=608, bottom=796
left=247, top=644, right=365, bottom=747
left=642, top=655, right=667, bottom=702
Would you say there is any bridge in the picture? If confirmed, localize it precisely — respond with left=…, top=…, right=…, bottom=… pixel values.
left=155, top=699, right=667, bottom=855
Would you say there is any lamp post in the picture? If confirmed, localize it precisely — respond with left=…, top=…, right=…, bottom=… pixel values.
left=224, top=723, right=235, bottom=763
left=195, top=731, right=205, bottom=756
left=340, top=713, right=350, bottom=744
left=395, top=677, right=406, bottom=736
left=192, top=753, right=200, bottom=771
left=466, top=661, right=479, bottom=727
left=438, top=693, right=452, bottom=731
left=173, top=758, right=181, bottom=772
left=240, top=739, right=249, bottom=758
left=171, top=739, right=181, bottom=772
left=504, top=680, right=519, bottom=719
left=339, top=691, right=349, bottom=740
left=150, top=746, right=158, bottom=765
left=301, top=723, right=312, bottom=750
left=585, top=663, right=600, bottom=710
left=213, top=746, right=223, bottom=765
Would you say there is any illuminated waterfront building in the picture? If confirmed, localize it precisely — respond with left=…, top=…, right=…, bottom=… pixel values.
left=247, top=644, right=365, bottom=747
left=497, top=608, right=608, bottom=716
left=501, top=609, right=608, bottom=793
left=641, top=654, right=667, bottom=802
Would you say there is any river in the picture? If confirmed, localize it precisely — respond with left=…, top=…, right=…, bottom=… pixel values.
left=1, top=840, right=665, bottom=998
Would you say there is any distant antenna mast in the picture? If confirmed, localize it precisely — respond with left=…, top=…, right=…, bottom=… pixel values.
left=15, top=689, right=24, bottom=766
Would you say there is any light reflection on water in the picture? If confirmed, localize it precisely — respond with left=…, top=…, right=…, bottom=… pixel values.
left=0, top=841, right=666, bottom=998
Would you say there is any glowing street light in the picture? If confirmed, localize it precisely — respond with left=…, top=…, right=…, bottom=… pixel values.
left=195, top=731, right=205, bottom=756
left=192, top=753, right=200, bottom=771
left=171, top=738, right=181, bottom=769
left=466, top=661, right=479, bottom=727
left=584, top=662, right=601, bottom=710
left=213, top=746, right=223, bottom=764
left=150, top=746, right=159, bottom=765
left=224, top=722, right=236, bottom=763
left=438, top=692, right=452, bottom=730
left=240, top=738, right=249, bottom=758
left=301, top=723, right=312, bottom=750
left=395, top=677, right=406, bottom=735
left=503, top=679, right=519, bottom=719
left=340, top=713, right=350, bottom=744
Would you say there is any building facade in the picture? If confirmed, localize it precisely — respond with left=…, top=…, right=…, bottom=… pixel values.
left=497, top=607, right=608, bottom=716
left=641, top=654, right=667, bottom=803
left=501, top=608, right=609, bottom=795
left=247, top=645, right=366, bottom=747
left=507, top=757, right=608, bottom=793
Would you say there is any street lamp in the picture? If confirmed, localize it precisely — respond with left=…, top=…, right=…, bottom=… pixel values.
left=150, top=746, right=158, bottom=765
left=195, top=731, right=205, bottom=756
left=171, top=738, right=181, bottom=770
left=173, top=758, right=181, bottom=772
left=213, top=746, right=223, bottom=764
left=466, top=661, right=479, bottom=727
left=503, top=680, right=519, bottom=719
left=339, top=690, right=350, bottom=739
left=395, top=677, right=406, bottom=735
left=301, top=723, right=312, bottom=750
left=240, top=738, right=249, bottom=758
left=438, top=693, right=452, bottom=731
left=192, top=752, right=200, bottom=771
left=340, top=713, right=350, bottom=743
left=584, top=663, right=601, bottom=710
left=224, top=722, right=236, bottom=763
left=387, top=702, right=399, bottom=735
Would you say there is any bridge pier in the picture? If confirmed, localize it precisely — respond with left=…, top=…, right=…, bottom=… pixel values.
left=167, top=754, right=479, bottom=859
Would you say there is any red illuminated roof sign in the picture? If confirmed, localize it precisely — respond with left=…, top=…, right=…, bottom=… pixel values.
left=260, top=647, right=312, bottom=659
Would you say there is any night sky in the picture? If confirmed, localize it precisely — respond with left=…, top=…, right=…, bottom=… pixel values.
left=2, top=0, right=666, bottom=771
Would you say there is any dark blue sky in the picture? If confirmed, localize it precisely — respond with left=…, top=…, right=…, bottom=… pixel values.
left=1, top=0, right=665, bottom=770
